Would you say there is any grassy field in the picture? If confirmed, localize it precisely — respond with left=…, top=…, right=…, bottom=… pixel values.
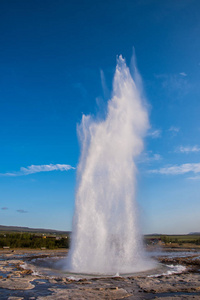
left=145, top=234, right=200, bottom=246
left=1, top=230, right=200, bottom=249
left=0, top=232, right=70, bottom=249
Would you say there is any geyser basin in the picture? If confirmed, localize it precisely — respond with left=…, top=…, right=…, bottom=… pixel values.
left=66, top=54, right=154, bottom=274
left=30, top=255, right=164, bottom=278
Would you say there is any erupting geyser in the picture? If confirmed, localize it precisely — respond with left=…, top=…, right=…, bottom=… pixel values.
left=66, top=55, right=154, bottom=275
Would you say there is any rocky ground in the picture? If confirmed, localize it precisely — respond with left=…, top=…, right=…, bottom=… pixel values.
left=0, top=248, right=200, bottom=299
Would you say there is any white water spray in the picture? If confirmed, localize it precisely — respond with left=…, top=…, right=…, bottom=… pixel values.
left=67, top=55, right=153, bottom=275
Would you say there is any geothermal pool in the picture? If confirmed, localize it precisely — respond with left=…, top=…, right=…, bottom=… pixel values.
left=23, top=249, right=192, bottom=278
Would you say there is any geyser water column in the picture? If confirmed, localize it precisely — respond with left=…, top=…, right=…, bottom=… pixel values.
left=67, top=55, right=151, bottom=275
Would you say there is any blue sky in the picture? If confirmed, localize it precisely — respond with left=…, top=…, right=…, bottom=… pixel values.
left=0, top=0, right=200, bottom=233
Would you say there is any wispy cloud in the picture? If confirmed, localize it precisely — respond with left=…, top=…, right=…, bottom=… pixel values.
left=1, top=207, right=8, bottom=210
left=17, top=209, right=28, bottom=213
left=151, top=154, right=162, bottom=161
left=179, top=72, right=187, bottom=77
left=176, top=146, right=200, bottom=154
left=138, top=152, right=162, bottom=163
left=155, top=73, right=190, bottom=97
left=188, top=176, right=200, bottom=180
left=149, top=163, right=200, bottom=175
left=168, top=126, right=180, bottom=137
left=168, top=126, right=180, bottom=133
left=0, top=164, right=75, bottom=177
left=148, top=129, right=162, bottom=139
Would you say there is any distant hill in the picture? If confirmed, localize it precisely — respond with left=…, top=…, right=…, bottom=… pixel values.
left=188, top=232, right=200, bottom=235
left=0, top=225, right=70, bottom=235
left=145, top=233, right=160, bottom=236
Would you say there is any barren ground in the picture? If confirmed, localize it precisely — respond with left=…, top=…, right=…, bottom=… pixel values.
left=1, top=248, right=200, bottom=299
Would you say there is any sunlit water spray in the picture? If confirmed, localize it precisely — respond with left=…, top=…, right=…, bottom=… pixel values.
left=66, top=55, right=154, bottom=275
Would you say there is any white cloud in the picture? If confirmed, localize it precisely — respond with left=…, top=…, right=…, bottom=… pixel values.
left=0, top=164, right=75, bottom=177
left=176, top=146, right=200, bottom=153
left=149, top=163, right=200, bottom=175
left=148, top=129, right=162, bottom=139
left=179, top=72, right=187, bottom=77
left=168, top=126, right=180, bottom=133
left=168, top=126, right=180, bottom=137
left=138, top=152, right=162, bottom=163
left=188, top=176, right=200, bottom=180
left=153, top=154, right=162, bottom=161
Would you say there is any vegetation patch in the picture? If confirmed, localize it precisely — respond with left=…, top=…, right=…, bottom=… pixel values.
left=0, top=232, right=70, bottom=249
